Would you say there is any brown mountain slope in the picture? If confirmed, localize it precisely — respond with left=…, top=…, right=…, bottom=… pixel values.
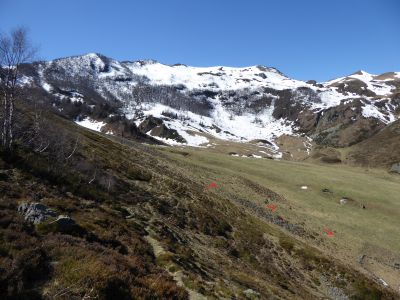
left=346, top=119, right=400, bottom=169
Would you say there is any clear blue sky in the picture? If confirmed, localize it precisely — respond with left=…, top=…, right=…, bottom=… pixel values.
left=1, top=0, right=399, bottom=81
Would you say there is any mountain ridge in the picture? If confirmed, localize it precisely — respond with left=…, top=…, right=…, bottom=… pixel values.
left=41, top=52, right=399, bottom=83
left=18, top=53, right=400, bottom=164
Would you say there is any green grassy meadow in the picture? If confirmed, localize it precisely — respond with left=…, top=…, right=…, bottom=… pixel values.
left=160, top=146, right=400, bottom=274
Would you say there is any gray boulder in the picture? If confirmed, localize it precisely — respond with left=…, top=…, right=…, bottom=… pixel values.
left=390, top=163, right=400, bottom=174
left=52, top=215, right=76, bottom=232
left=17, top=202, right=57, bottom=224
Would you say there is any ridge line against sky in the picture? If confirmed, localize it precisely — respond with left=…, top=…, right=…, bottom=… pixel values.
left=1, top=0, right=399, bottom=81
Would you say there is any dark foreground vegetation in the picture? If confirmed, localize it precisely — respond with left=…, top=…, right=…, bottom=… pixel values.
left=0, top=105, right=189, bottom=299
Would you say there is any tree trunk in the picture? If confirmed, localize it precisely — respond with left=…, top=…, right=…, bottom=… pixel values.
left=2, top=93, right=13, bottom=151
left=8, top=93, right=13, bottom=150
left=2, top=94, right=8, bottom=149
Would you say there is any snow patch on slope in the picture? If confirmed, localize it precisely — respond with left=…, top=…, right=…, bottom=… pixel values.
left=323, top=70, right=395, bottom=96
left=75, top=118, right=106, bottom=132
left=133, top=102, right=294, bottom=150
left=125, top=62, right=309, bottom=91
left=361, top=101, right=395, bottom=124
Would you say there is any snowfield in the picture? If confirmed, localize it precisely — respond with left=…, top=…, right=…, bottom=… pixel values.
left=124, top=61, right=309, bottom=91
left=133, top=103, right=293, bottom=149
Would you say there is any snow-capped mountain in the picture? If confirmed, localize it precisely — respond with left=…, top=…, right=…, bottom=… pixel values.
left=20, top=53, right=400, bottom=158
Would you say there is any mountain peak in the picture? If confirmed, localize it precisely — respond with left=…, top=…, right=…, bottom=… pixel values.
left=352, top=69, right=371, bottom=76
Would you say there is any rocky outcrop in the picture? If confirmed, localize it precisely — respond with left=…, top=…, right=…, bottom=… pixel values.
left=17, top=203, right=79, bottom=233
left=17, top=202, right=57, bottom=224
left=150, top=124, right=187, bottom=143
left=102, top=117, right=163, bottom=145
left=138, top=116, right=163, bottom=133
left=330, top=78, right=376, bottom=97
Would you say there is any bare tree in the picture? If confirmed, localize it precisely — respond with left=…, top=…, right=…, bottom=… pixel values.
left=0, top=27, right=36, bottom=151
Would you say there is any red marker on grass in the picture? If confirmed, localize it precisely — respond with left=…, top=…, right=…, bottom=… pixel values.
left=323, top=228, right=334, bottom=237
left=265, top=203, right=277, bottom=212
left=206, top=181, right=217, bottom=190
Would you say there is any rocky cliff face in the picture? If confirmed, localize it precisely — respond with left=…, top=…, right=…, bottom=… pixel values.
left=18, top=53, right=400, bottom=156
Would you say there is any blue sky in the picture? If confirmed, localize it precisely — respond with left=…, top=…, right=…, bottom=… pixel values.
left=1, top=0, right=399, bottom=81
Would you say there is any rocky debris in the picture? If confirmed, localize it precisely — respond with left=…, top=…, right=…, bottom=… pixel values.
left=389, top=162, right=400, bottom=174
left=17, top=202, right=57, bottom=224
left=243, top=288, right=260, bottom=299
left=319, top=276, right=349, bottom=300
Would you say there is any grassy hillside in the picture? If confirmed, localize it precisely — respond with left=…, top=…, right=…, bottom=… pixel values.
left=0, top=112, right=399, bottom=299
left=159, top=146, right=400, bottom=291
